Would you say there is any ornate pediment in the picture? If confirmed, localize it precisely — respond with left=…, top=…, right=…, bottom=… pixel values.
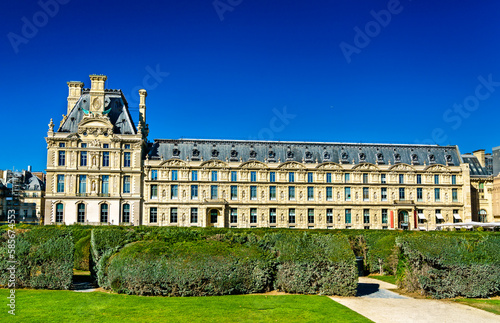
left=239, top=160, right=268, bottom=169
left=352, top=162, right=379, bottom=171
left=315, top=162, right=343, bottom=170
left=200, top=159, right=228, bottom=168
left=277, top=161, right=306, bottom=169
left=424, top=164, right=450, bottom=172
left=160, top=158, right=188, bottom=167
left=388, top=163, right=416, bottom=171
left=77, top=115, right=113, bottom=137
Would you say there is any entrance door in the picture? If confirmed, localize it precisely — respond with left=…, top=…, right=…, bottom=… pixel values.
left=398, top=210, right=409, bottom=230
left=210, top=209, right=218, bottom=224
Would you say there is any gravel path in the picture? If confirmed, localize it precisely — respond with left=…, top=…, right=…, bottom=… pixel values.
left=330, top=277, right=499, bottom=323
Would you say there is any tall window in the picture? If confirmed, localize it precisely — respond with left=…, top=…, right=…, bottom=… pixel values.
left=210, top=209, right=217, bottom=223
left=100, top=204, right=108, bottom=223
left=451, top=175, right=456, bottom=185
left=170, top=208, right=178, bottom=223
left=211, top=171, right=218, bottom=181
left=250, top=208, right=257, bottom=223
left=345, top=173, right=350, bottom=183
left=77, top=203, right=85, bottom=223
left=399, top=174, right=404, bottom=184
left=191, top=170, right=198, bottom=181
left=124, top=144, right=130, bottom=149
left=452, top=188, right=458, bottom=202
left=453, top=209, right=460, bottom=223
left=124, top=152, right=131, bottom=167
left=434, top=175, right=439, bottom=184
left=250, top=186, right=257, bottom=200
left=307, top=172, right=313, bottom=183
left=170, top=185, right=178, bottom=199
left=231, top=171, right=237, bottom=182
left=382, top=209, right=388, bottom=224
left=269, top=208, right=277, bottom=224
left=307, top=187, right=314, bottom=201
left=363, top=173, right=368, bottom=184
left=231, top=185, right=238, bottom=200
left=269, top=186, right=276, bottom=200
left=363, top=209, right=370, bottom=224
left=101, top=175, right=109, bottom=195
left=191, top=208, right=198, bottom=223
left=80, top=151, right=87, bottom=166
left=56, top=203, right=63, bottom=223
left=345, top=209, right=351, bottom=224
left=191, top=185, right=198, bottom=199
left=326, top=173, right=332, bottom=183
left=123, top=176, right=130, bottom=193
left=102, top=152, right=109, bottom=167
left=57, top=175, right=65, bottom=193
left=289, top=172, right=295, bottom=182
left=171, top=170, right=178, bottom=181
left=150, top=207, right=157, bottom=223
left=289, top=209, right=296, bottom=224
left=434, top=188, right=440, bottom=202
left=435, top=209, right=443, bottom=223
left=381, top=174, right=386, bottom=184
left=151, top=170, right=158, bottom=180
left=211, top=185, right=218, bottom=199
left=230, top=208, right=238, bottom=223
left=327, top=209, right=333, bottom=223
left=289, top=186, right=295, bottom=200
left=307, top=209, right=314, bottom=223
left=122, top=204, right=130, bottom=223
left=417, top=174, right=422, bottom=184
left=251, top=171, right=256, bottom=182
left=399, top=188, right=405, bottom=200
left=326, top=187, right=332, bottom=201
left=270, top=172, right=276, bottom=182
left=79, top=175, right=86, bottom=194
left=381, top=187, right=387, bottom=201
left=58, top=151, right=65, bottom=166
left=417, top=188, right=423, bottom=201
left=363, top=187, right=369, bottom=201
left=345, top=187, right=351, bottom=201
left=151, top=184, right=158, bottom=199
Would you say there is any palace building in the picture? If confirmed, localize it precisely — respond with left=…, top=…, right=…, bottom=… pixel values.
left=44, top=75, right=476, bottom=230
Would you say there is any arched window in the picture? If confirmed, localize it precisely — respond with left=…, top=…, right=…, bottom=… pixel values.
left=56, top=203, right=64, bottom=223
left=77, top=203, right=85, bottom=223
left=122, top=204, right=130, bottom=223
left=100, top=204, right=109, bottom=223
left=479, top=209, right=487, bottom=223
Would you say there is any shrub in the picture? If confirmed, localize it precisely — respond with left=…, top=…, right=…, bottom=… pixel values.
left=106, top=240, right=274, bottom=296
left=74, top=235, right=91, bottom=271
left=365, top=233, right=399, bottom=275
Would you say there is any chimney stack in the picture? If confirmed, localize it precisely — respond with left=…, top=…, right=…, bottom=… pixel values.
left=139, top=89, right=147, bottom=125
left=67, top=81, right=84, bottom=115
left=473, top=149, right=486, bottom=167
left=89, top=75, right=107, bottom=115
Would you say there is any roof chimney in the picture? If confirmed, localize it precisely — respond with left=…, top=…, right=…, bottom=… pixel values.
left=67, top=81, right=84, bottom=115
left=473, top=149, right=486, bottom=167
left=139, top=89, right=147, bottom=125
left=89, top=75, right=107, bottom=115
left=28, top=165, right=32, bottom=172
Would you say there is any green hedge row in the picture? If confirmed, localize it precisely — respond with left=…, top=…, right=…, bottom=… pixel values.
left=396, top=234, right=500, bottom=298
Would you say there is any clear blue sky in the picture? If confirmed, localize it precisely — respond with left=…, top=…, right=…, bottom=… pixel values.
left=1, top=0, right=499, bottom=171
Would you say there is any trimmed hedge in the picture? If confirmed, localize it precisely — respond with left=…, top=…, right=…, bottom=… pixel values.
left=396, top=234, right=500, bottom=298
left=0, top=227, right=74, bottom=289
left=271, top=232, right=357, bottom=296
left=74, top=235, right=91, bottom=271
left=106, top=240, right=274, bottom=296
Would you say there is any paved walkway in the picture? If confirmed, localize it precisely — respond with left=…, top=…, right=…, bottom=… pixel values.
left=330, top=277, right=499, bottom=323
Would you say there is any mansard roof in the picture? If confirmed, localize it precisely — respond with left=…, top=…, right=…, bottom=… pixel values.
left=461, top=154, right=491, bottom=177
left=58, top=89, right=137, bottom=135
left=148, top=139, right=461, bottom=167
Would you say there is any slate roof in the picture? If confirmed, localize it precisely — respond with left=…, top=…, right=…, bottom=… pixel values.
left=58, top=89, right=137, bottom=135
left=149, top=139, right=461, bottom=166
left=461, top=154, right=491, bottom=177
left=23, top=171, right=44, bottom=191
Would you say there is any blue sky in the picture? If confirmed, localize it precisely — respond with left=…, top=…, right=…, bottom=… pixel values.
left=1, top=0, right=499, bottom=171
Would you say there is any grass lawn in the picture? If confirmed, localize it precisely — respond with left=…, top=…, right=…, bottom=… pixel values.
left=452, top=298, right=500, bottom=316
left=0, top=289, right=372, bottom=323
left=368, top=275, right=396, bottom=285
